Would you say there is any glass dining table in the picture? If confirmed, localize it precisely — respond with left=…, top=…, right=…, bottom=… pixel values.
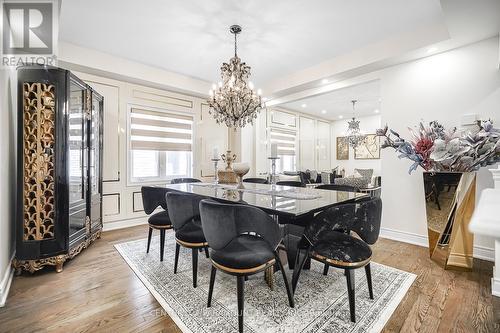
left=162, top=182, right=366, bottom=218
left=159, top=182, right=367, bottom=278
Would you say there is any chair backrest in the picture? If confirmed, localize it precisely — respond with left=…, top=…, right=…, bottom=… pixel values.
left=352, top=197, right=382, bottom=245
left=166, top=192, right=203, bottom=230
left=141, top=186, right=169, bottom=215
left=304, top=202, right=356, bottom=245
left=199, top=199, right=280, bottom=251
left=171, top=178, right=202, bottom=184
left=243, top=177, right=269, bottom=184
left=316, top=184, right=359, bottom=192
left=304, top=197, right=382, bottom=246
left=276, top=181, right=306, bottom=188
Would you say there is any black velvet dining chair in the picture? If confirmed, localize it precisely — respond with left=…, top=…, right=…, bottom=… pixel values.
left=166, top=192, right=209, bottom=288
left=316, top=184, right=359, bottom=192
left=242, top=177, right=269, bottom=184
left=276, top=180, right=305, bottom=187
left=292, top=197, right=382, bottom=323
left=199, top=199, right=294, bottom=333
left=141, top=186, right=172, bottom=261
left=171, top=177, right=202, bottom=184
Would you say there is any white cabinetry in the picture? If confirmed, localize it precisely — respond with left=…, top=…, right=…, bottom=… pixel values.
left=255, top=109, right=269, bottom=177
left=299, top=117, right=316, bottom=170
left=316, top=120, right=331, bottom=171
left=255, top=108, right=332, bottom=174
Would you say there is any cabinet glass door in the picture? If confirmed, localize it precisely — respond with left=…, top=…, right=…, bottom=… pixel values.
left=89, top=92, right=102, bottom=228
left=68, top=79, right=87, bottom=238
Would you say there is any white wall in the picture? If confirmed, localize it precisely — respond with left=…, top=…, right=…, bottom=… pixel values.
left=0, top=68, right=16, bottom=306
left=331, top=114, right=382, bottom=176
left=379, top=37, right=500, bottom=254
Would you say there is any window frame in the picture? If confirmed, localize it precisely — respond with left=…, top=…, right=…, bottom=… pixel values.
left=126, top=104, right=195, bottom=186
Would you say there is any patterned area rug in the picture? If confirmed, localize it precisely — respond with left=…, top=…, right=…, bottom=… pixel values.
left=115, top=234, right=415, bottom=333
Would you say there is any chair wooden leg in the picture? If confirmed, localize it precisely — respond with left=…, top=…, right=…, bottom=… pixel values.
left=159, top=229, right=166, bottom=261
left=323, top=264, right=329, bottom=276
left=237, top=275, right=244, bottom=333
left=204, top=247, right=210, bottom=258
left=345, top=269, right=356, bottom=322
left=365, top=263, right=374, bottom=299
left=274, top=251, right=294, bottom=308
left=146, top=227, right=153, bottom=253
left=174, top=243, right=180, bottom=273
left=292, top=248, right=308, bottom=293
left=192, top=248, right=198, bottom=288
left=244, top=276, right=248, bottom=281
left=207, top=266, right=216, bottom=307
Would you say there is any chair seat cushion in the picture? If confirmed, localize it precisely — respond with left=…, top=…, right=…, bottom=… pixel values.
left=311, top=231, right=372, bottom=267
left=211, top=234, right=275, bottom=270
left=148, top=210, right=172, bottom=227
left=175, top=219, right=206, bottom=244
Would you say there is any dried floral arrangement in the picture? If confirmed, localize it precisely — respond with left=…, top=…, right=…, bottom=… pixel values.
left=376, top=120, right=500, bottom=174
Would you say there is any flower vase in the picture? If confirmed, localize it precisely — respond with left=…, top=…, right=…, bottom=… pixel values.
left=423, top=171, right=476, bottom=270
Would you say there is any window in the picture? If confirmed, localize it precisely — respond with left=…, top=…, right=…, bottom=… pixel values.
left=270, top=127, right=297, bottom=173
left=129, top=107, right=193, bottom=183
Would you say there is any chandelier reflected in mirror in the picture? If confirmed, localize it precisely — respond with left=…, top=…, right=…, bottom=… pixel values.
left=207, top=25, right=263, bottom=129
left=347, top=100, right=366, bottom=148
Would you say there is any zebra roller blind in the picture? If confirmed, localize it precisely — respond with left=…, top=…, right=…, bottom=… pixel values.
left=130, top=108, right=193, bottom=151
left=270, top=127, right=296, bottom=156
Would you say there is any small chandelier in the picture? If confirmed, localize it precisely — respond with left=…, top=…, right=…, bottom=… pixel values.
left=347, top=100, right=366, bottom=148
left=207, top=25, right=263, bottom=128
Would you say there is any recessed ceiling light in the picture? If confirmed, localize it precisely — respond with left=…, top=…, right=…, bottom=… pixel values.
left=427, top=47, right=437, bottom=53
left=374, top=109, right=380, bottom=114
left=338, top=115, right=343, bottom=119
left=322, top=79, right=329, bottom=84
left=301, top=103, right=307, bottom=108
left=321, top=110, right=327, bottom=114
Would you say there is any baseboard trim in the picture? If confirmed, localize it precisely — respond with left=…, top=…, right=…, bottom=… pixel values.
left=380, top=227, right=428, bottom=248
left=473, top=245, right=496, bottom=262
left=103, top=216, right=148, bottom=232
left=0, top=252, right=15, bottom=307
left=379, top=227, right=494, bottom=262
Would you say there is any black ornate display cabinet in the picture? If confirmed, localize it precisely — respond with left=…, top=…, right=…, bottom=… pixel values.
left=13, top=65, right=104, bottom=274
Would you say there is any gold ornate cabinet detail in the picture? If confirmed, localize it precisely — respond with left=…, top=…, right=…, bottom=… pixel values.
left=22, top=83, right=56, bottom=241
left=13, top=228, right=102, bottom=274
left=423, top=172, right=476, bottom=270
left=14, top=65, right=104, bottom=274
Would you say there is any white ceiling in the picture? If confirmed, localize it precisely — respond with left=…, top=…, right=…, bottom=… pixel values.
left=59, top=0, right=444, bottom=88
left=280, top=80, right=381, bottom=120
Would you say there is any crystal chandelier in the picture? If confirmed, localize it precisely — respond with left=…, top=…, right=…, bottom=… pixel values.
left=207, top=25, right=263, bottom=128
left=347, top=100, right=366, bottom=148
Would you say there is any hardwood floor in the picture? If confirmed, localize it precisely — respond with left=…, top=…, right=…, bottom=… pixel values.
left=1, top=225, right=499, bottom=333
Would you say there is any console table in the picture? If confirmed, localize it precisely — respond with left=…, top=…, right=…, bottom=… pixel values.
left=469, top=166, right=500, bottom=297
